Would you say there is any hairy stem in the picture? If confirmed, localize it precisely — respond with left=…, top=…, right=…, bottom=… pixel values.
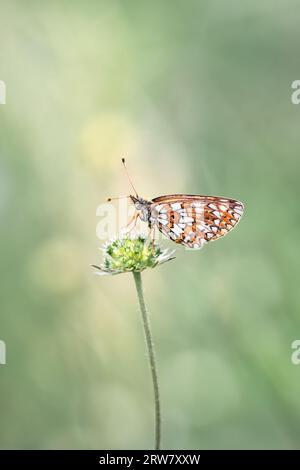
left=133, top=271, right=161, bottom=450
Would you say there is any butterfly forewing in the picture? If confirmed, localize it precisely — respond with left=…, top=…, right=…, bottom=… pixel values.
left=150, top=195, right=244, bottom=249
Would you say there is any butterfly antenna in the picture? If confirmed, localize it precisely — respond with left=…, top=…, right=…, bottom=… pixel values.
left=107, top=195, right=130, bottom=202
left=122, top=158, right=138, bottom=197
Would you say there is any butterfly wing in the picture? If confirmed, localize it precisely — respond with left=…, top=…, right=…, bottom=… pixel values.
left=150, top=194, right=244, bottom=249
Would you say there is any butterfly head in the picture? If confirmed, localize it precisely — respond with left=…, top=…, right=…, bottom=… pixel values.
left=121, top=159, right=151, bottom=222
left=130, top=195, right=151, bottom=222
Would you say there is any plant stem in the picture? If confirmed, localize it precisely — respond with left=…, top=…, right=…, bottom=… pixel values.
left=133, top=271, right=161, bottom=450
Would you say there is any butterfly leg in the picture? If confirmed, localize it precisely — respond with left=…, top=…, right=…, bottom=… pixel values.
left=147, top=222, right=157, bottom=252
left=151, top=227, right=156, bottom=251
left=121, top=212, right=139, bottom=235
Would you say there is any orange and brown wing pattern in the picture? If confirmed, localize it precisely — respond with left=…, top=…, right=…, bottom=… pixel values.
left=150, top=194, right=244, bottom=249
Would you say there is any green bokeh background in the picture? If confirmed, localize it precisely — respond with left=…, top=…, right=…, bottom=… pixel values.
left=1, top=0, right=300, bottom=449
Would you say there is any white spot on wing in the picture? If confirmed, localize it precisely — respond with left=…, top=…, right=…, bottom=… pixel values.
left=169, top=231, right=177, bottom=240
left=197, top=221, right=210, bottom=232
left=234, top=208, right=243, bottom=216
left=179, top=210, right=187, bottom=218
left=171, top=224, right=183, bottom=237
left=179, top=216, right=194, bottom=223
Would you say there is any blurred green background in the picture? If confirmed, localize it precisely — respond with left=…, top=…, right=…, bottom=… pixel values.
left=1, top=0, right=300, bottom=450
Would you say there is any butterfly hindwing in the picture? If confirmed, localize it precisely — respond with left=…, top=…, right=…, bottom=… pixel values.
left=150, top=195, right=244, bottom=249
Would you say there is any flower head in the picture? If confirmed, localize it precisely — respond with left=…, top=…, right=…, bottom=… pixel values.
left=92, top=235, right=175, bottom=275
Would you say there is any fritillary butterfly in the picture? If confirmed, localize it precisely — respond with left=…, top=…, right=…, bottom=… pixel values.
left=131, top=194, right=244, bottom=249
left=110, top=160, right=244, bottom=250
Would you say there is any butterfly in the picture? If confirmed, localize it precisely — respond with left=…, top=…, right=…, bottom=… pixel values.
left=109, top=159, right=244, bottom=250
